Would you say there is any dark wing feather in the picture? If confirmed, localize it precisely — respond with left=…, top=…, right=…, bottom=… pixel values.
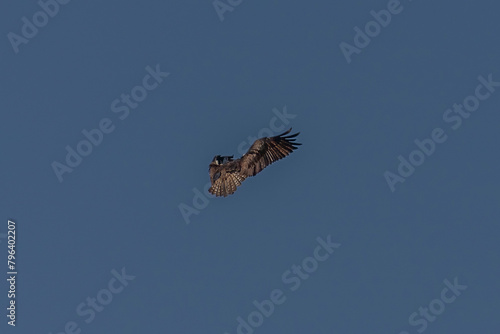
left=240, top=128, right=301, bottom=177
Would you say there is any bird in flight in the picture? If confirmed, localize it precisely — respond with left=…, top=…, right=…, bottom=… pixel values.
left=208, top=128, right=301, bottom=197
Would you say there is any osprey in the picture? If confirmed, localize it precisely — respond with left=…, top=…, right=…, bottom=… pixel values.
left=208, top=128, right=301, bottom=197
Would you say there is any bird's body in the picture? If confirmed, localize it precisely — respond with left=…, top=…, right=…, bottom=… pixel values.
left=208, top=128, right=301, bottom=197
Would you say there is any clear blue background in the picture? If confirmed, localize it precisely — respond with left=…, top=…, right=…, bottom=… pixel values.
left=1, top=0, right=499, bottom=333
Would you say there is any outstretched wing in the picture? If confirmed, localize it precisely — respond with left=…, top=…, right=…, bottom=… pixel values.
left=240, top=128, right=301, bottom=177
left=208, top=161, right=246, bottom=197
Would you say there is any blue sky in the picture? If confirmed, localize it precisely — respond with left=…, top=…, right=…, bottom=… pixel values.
left=1, top=0, right=500, bottom=333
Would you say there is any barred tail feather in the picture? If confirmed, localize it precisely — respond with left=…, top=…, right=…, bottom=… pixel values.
left=209, top=172, right=246, bottom=197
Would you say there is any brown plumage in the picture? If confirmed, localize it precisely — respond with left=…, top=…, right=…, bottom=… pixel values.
left=208, top=128, right=301, bottom=197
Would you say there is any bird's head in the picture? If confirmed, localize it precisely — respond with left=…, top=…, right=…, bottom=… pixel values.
left=212, top=155, right=222, bottom=165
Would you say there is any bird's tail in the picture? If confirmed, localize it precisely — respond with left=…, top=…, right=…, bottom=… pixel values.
left=209, top=173, right=246, bottom=197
